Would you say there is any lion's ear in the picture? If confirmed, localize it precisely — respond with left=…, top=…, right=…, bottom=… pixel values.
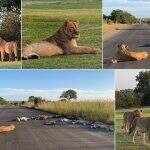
left=64, top=20, right=70, bottom=26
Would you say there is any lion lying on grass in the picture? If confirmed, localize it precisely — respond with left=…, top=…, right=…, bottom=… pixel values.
left=0, top=124, right=15, bottom=133
left=0, top=37, right=18, bottom=61
left=22, top=20, right=97, bottom=59
left=112, top=44, right=149, bottom=63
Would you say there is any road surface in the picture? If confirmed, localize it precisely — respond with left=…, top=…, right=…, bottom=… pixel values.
left=0, top=106, right=114, bottom=150
left=103, top=24, right=150, bottom=69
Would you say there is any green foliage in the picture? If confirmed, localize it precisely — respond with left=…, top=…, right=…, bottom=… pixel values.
left=0, top=97, right=7, bottom=105
left=135, top=70, right=150, bottom=106
left=60, top=89, right=77, bottom=100
left=0, top=0, right=21, bottom=11
left=105, top=9, right=137, bottom=24
left=116, top=89, right=141, bottom=109
left=28, top=96, right=45, bottom=107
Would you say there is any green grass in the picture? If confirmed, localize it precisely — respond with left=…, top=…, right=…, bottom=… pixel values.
left=24, top=100, right=114, bottom=125
left=116, top=107, right=150, bottom=150
left=0, top=61, right=21, bottom=69
left=22, top=0, right=102, bottom=69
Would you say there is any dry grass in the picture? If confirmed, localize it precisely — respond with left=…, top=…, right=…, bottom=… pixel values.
left=103, top=23, right=129, bottom=35
left=25, top=101, right=114, bottom=125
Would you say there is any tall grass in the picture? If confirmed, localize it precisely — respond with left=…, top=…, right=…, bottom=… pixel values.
left=35, top=101, right=114, bottom=125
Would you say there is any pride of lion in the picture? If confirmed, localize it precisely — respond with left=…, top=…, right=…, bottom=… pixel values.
left=0, top=37, right=18, bottom=62
left=122, top=109, right=150, bottom=146
left=22, top=20, right=97, bottom=59
left=112, top=43, right=149, bottom=63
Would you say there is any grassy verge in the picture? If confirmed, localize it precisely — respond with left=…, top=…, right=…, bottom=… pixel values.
left=103, top=23, right=129, bottom=35
left=22, top=0, right=102, bottom=69
left=24, top=101, right=114, bottom=125
left=0, top=61, right=21, bottom=69
left=116, top=107, right=150, bottom=150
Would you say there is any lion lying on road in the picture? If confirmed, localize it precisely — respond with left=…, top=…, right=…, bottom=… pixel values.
left=112, top=44, right=149, bottom=63
left=0, top=37, right=18, bottom=61
left=0, top=124, right=15, bottom=133
left=22, top=20, right=97, bottom=59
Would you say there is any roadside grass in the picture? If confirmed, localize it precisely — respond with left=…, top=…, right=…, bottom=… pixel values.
left=24, top=100, right=114, bottom=125
left=0, top=61, right=21, bottom=69
left=116, top=107, right=150, bottom=150
left=103, top=23, right=129, bottom=35
left=22, top=0, right=102, bottom=69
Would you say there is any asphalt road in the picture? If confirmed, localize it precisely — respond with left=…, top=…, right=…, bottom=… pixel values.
left=0, top=106, right=114, bottom=150
left=103, top=24, right=150, bottom=69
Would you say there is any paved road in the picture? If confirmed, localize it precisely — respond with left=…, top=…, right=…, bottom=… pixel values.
left=103, top=24, right=150, bottom=69
left=0, top=106, right=114, bottom=150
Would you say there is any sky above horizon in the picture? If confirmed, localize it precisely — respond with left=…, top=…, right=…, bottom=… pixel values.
left=0, top=70, right=115, bottom=101
left=103, top=0, right=150, bottom=18
left=116, top=69, right=148, bottom=90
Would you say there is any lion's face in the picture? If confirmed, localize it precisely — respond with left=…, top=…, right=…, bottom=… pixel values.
left=133, top=109, right=144, bottom=118
left=118, top=44, right=129, bottom=51
left=64, top=20, right=80, bottom=39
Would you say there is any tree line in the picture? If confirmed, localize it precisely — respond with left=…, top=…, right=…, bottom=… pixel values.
left=103, top=9, right=138, bottom=24
left=116, top=70, right=150, bottom=109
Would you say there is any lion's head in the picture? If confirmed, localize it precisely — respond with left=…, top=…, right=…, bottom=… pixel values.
left=118, top=43, right=129, bottom=51
left=63, top=20, right=80, bottom=39
left=133, top=109, right=144, bottom=118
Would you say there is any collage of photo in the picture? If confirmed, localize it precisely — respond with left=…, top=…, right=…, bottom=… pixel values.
left=0, top=0, right=150, bottom=150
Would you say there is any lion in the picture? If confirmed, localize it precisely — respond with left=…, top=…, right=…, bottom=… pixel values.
left=22, top=20, right=97, bottom=59
left=122, top=109, right=143, bottom=134
left=129, top=117, right=150, bottom=145
left=112, top=44, right=149, bottom=63
left=0, top=124, right=15, bottom=133
left=0, top=37, right=18, bottom=61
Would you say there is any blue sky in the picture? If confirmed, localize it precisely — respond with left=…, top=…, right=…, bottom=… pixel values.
left=103, top=0, right=150, bottom=18
left=0, top=70, right=115, bottom=101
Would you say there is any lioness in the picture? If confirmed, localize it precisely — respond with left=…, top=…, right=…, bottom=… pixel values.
left=122, top=109, right=143, bottom=134
left=0, top=124, right=15, bottom=133
left=22, top=20, right=97, bottom=59
left=129, top=117, right=150, bottom=145
left=112, top=44, right=149, bottom=63
left=0, top=37, right=18, bottom=61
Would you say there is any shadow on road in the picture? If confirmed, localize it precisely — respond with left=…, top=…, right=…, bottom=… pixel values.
left=139, top=44, right=150, bottom=47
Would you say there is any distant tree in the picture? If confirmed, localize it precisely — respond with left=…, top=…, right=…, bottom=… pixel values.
left=0, top=97, right=7, bottom=105
left=134, top=70, right=150, bottom=106
left=60, top=89, right=77, bottom=100
left=21, top=101, right=25, bottom=105
left=28, top=96, right=35, bottom=102
left=110, top=9, right=137, bottom=24
left=33, top=96, right=43, bottom=107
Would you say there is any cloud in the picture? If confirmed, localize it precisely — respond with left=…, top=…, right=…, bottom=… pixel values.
left=0, top=88, right=115, bottom=101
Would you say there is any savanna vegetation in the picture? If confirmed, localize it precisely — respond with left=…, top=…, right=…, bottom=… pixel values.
left=22, top=0, right=102, bottom=69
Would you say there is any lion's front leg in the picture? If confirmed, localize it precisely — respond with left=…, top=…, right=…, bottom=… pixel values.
left=69, top=46, right=97, bottom=54
left=1, top=51, right=5, bottom=62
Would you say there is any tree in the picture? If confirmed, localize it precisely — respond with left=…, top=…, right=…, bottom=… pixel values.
left=134, top=70, right=150, bottom=106
left=110, top=9, right=137, bottom=24
left=115, top=89, right=141, bottom=109
left=28, top=96, right=35, bottom=102
left=0, top=0, right=21, bottom=42
left=60, top=89, right=77, bottom=100
left=0, top=97, right=7, bottom=105
left=33, top=96, right=43, bottom=107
